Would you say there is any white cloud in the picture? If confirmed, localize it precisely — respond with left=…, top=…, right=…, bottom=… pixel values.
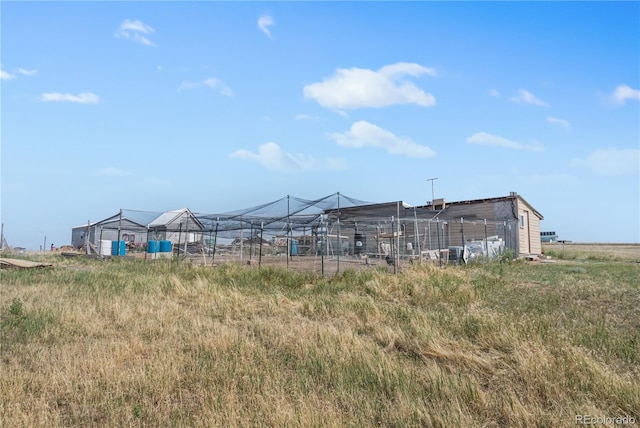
left=96, top=166, right=131, bottom=176
left=467, top=132, right=544, bottom=152
left=258, top=15, right=274, bottom=38
left=229, top=142, right=346, bottom=172
left=115, top=19, right=155, bottom=46
left=303, top=62, right=437, bottom=110
left=1, top=66, right=36, bottom=80
left=488, top=89, right=500, bottom=97
left=40, top=92, right=100, bottom=104
left=570, top=148, right=639, bottom=176
left=327, top=120, right=436, bottom=158
left=509, top=89, right=548, bottom=106
left=17, top=68, right=37, bottom=76
left=611, top=84, right=640, bottom=106
left=0, top=65, right=16, bottom=80
left=179, top=78, right=234, bottom=97
left=547, top=116, right=570, bottom=129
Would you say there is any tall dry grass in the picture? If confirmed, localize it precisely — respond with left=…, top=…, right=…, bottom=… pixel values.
left=1, top=254, right=638, bottom=427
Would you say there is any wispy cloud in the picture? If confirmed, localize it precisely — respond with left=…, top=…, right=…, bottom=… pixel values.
left=1, top=66, right=37, bottom=80
left=547, top=116, right=570, bottom=129
left=230, top=142, right=346, bottom=172
left=258, top=15, right=275, bottom=38
left=304, top=62, right=437, bottom=110
left=17, top=68, right=37, bottom=76
left=96, top=166, right=131, bottom=176
left=115, top=19, right=155, bottom=46
left=509, top=89, right=548, bottom=106
left=327, top=120, right=436, bottom=158
left=488, top=89, right=500, bottom=97
left=40, top=92, right=100, bottom=104
left=570, top=148, right=639, bottom=176
left=0, top=69, right=15, bottom=80
left=611, top=84, right=640, bottom=106
left=467, top=132, right=544, bottom=152
left=179, top=78, right=234, bottom=97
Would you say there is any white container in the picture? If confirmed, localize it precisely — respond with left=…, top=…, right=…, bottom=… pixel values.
left=99, top=240, right=111, bottom=256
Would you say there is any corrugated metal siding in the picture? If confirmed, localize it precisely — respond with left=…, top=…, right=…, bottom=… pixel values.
left=71, top=226, right=88, bottom=249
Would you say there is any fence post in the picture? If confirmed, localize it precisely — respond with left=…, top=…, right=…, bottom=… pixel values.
left=484, top=219, right=488, bottom=260
left=259, top=222, right=263, bottom=268
left=212, top=220, right=218, bottom=266
left=391, top=216, right=396, bottom=274
left=436, top=218, right=442, bottom=268
left=177, top=222, right=182, bottom=263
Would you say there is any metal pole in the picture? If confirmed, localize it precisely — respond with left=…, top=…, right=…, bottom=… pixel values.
left=287, top=195, right=290, bottom=269
left=503, top=221, right=507, bottom=255
left=414, top=207, right=420, bottom=256
left=436, top=218, right=442, bottom=268
left=212, top=220, right=218, bottom=266
left=321, top=218, right=325, bottom=277
left=239, top=216, right=243, bottom=261
left=427, top=177, right=438, bottom=209
left=177, top=222, right=182, bottom=262
left=116, top=209, right=123, bottom=257
left=460, top=217, right=465, bottom=263
left=391, top=216, right=396, bottom=274
left=183, top=216, right=189, bottom=257
left=86, top=220, right=91, bottom=255
left=259, top=222, right=263, bottom=268
left=249, top=222, right=254, bottom=261
left=396, top=201, right=400, bottom=267
left=337, top=192, right=340, bottom=274
left=484, top=219, right=489, bottom=260
left=208, top=228, right=212, bottom=264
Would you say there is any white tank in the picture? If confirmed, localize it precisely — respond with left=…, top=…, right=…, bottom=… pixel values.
left=99, top=240, right=111, bottom=255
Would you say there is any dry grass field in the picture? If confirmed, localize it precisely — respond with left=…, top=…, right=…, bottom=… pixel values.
left=542, top=242, right=640, bottom=263
left=1, top=244, right=638, bottom=427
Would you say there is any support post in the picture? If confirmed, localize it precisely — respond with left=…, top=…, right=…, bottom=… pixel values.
left=336, top=192, right=340, bottom=274
left=212, top=220, right=219, bottom=266
left=436, top=218, right=442, bottom=268
left=116, top=209, right=123, bottom=256
left=86, top=220, right=91, bottom=255
left=177, top=222, right=182, bottom=262
left=287, top=195, right=290, bottom=269
left=484, top=219, right=489, bottom=259
left=259, top=222, right=263, bottom=268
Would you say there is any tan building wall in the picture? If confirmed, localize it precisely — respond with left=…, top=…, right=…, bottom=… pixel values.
left=516, top=197, right=542, bottom=255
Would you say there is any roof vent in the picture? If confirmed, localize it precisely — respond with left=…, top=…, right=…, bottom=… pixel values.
left=433, top=198, right=446, bottom=210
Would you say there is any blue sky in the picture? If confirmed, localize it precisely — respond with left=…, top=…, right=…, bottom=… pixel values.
left=2, top=1, right=639, bottom=250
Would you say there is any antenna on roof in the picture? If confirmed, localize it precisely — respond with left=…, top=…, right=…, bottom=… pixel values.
left=427, top=178, right=438, bottom=210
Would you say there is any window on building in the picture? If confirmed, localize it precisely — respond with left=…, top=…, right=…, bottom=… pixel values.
left=520, top=215, right=525, bottom=228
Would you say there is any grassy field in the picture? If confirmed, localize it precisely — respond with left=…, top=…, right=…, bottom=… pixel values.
left=1, top=246, right=638, bottom=427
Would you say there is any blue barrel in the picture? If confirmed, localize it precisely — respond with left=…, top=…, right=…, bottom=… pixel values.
left=147, top=240, right=158, bottom=254
left=159, top=240, right=172, bottom=253
left=111, top=240, right=126, bottom=256
left=290, top=239, right=298, bottom=256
